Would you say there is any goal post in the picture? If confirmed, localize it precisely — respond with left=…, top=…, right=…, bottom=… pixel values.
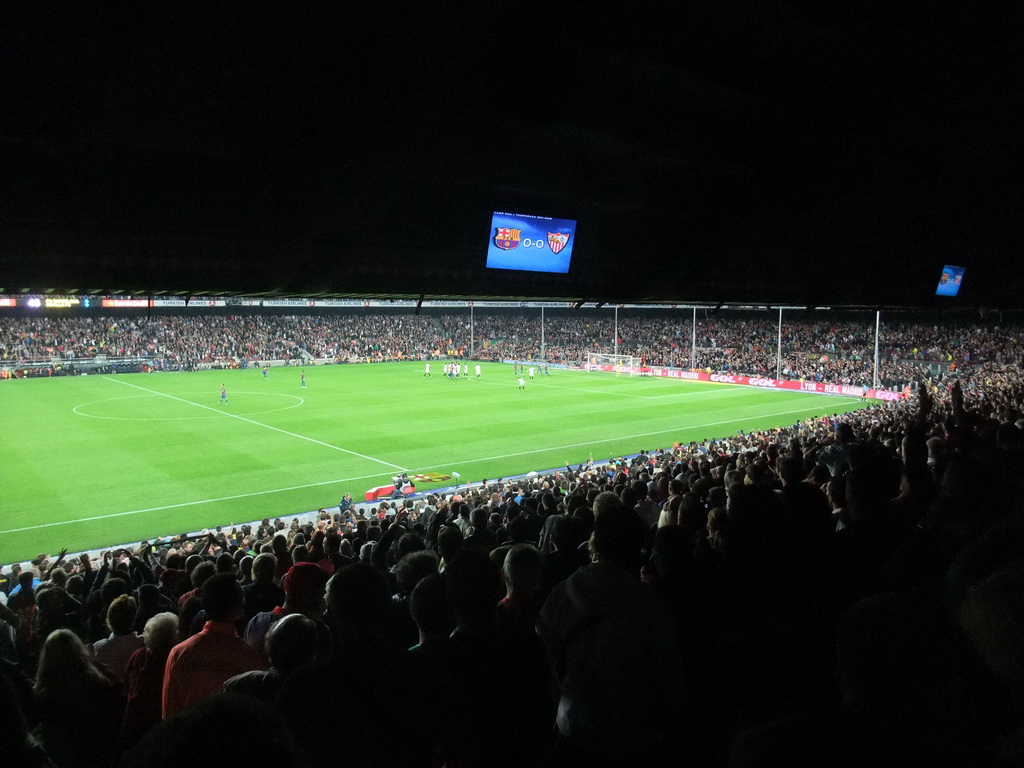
left=585, top=353, right=641, bottom=376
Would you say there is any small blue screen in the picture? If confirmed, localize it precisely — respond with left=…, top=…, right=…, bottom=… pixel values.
left=936, top=265, right=966, bottom=296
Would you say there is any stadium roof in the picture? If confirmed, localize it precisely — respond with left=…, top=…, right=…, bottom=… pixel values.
left=3, top=2, right=1021, bottom=309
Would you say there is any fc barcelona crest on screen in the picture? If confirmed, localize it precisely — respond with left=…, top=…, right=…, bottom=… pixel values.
left=494, top=227, right=522, bottom=250
left=547, top=232, right=570, bottom=254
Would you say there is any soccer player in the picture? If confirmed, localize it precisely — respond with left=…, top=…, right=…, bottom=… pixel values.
left=463, top=363, right=468, bottom=378
left=262, top=366, right=269, bottom=379
left=615, top=363, right=622, bottom=377
left=301, top=371, right=307, bottom=389
left=219, top=384, right=228, bottom=405
left=528, top=366, right=535, bottom=380
left=423, top=362, right=431, bottom=378
left=475, top=363, right=481, bottom=379
left=518, top=376, right=525, bottom=391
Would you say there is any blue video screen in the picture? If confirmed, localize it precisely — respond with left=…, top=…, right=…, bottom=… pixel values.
left=485, top=212, right=576, bottom=274
left=936, top=265, right=966, bottom=296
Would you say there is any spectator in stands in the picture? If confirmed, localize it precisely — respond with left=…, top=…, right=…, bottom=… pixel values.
left=133, top=583, right=174, bottom=633
left=464, top=506, right=499, bottom=552
left=91, top=594, right=144, bottom=681
left=242, top=553, right=284, bottom=623
left=537, top=502, right=683, bottom=767
left=435, top=549, right=553, bottom=767
left=731, top=593, right=996, bottom=767
left=408, top=572, right=454, bottom=653
left=34, top=628, right=125, bottom=768
left=224, top=612, right=317, bottom=705
left=276, top=564, right=440, bottom=767
left=244, top=562, right=331, bottom=662
left=162, top=572, right=263, bottom=718
left=31, top=586, right=81, bottom=661
left=121, top=612, right=178, bottom=748
left=497, top=544, right=543, bottom=636
left=390, top=550, right=439, bottom=648
left=121, top=695, right=305, bottom=768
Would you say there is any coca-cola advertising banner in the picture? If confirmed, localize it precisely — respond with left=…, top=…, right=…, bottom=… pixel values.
left=580, top=364, right=904, bottom=401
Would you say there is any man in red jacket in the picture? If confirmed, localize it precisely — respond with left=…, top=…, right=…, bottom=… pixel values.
left=162, top=572, right=264, bottom=718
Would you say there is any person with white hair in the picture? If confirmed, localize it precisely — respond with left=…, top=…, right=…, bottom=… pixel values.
left=121, top=612, right=178, bottom=746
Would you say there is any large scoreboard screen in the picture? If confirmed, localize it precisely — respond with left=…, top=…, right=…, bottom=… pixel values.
left=485, top=211, right=576, bottom=274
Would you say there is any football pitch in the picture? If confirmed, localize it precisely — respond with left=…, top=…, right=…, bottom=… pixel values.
left=0, top=362, right=867, bottom=563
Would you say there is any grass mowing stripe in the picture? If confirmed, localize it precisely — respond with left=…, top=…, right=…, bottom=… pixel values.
left=0, top=397, right=860, bottom=536
left=104, top=376, right=407, bottom=471
left=440, top=399, right=863, bottom=466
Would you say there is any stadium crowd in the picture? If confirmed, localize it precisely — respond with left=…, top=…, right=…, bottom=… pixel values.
left=2, top=364, right=1024, bottom=767
left=3, top=311, right=1023, bottom=389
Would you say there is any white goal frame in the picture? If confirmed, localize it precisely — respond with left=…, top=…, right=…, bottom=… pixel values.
left=585, top=353, right=641, bottom=376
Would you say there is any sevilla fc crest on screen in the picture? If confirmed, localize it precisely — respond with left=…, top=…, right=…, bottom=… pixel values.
left=494, top=227, right=522, bottom=250
left=547, top=232, right=570, bottom=254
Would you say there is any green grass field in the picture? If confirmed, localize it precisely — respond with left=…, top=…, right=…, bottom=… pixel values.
left=0, top=362, right=868, bottom=563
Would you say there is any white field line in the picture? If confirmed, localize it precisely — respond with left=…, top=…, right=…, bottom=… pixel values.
left=0, top=471, right=390, bottom=534
left=103, top=377, right=407, bottom=470
left=0, top=399, right=859, bottom=535
left=469, top=374, right=747, bottom=401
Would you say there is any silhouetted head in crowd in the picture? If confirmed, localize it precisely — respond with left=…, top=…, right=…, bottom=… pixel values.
left=106, top=594, right=138, bottom=635
left=265, top=613, right=317, bottom=674
left=252, top=553, right=277, bottom=584
left=778, top=454, right=806, bottom=486
left=592, top=490, right=624, bottom=519
left=200, top=572, right=245, bottom=623
left=619, top=486, right=638, bottom=511
left=437, top=525, right=464, bottom=562
left=327, top=564, right=392, bottom=643
left=143, top=612, right=179, bottom=652
left=444, top=549, right=503, bottom=633
left=589, top=503, right=646, bottom=571
left=678, top=493, right=708, bottom=534
left=550, top=514, right=585, bottom=553
left=189, top=560, right=217, bottom=592
left=34, top=629, right=110, bottom=700
left=215, top=552, right=235, bottom=574
left=651, top=525, right=693, bottom=580
left=395, top=551, right=439, bottom=595
left=837, top=592, right=950, bottom=700
left=99, top=572, right=129, bottom=605
left=122, top=694, right=304, bottom=768
left=410, top=572, right=454, bottom=644
left=282, top=562, right=329, bottom=616
left=725, top=482, right=787, bottom=560
left=959, top=562, right=1024, bottom=697
left=502, top=544, right=541, bottom=598
left=845, top=464, right=892, bottom=525
left=396, top=532, right=425, bottom=560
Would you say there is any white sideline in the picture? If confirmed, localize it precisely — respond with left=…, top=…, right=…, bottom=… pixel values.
left=0, top=398, right=859, bottom=535
left=103, top=377, right=407, bottom=470
left=0, top=471, right=391, bottom=534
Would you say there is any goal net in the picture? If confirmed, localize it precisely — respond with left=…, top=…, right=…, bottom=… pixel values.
left=585, top=353, right=641, bottom=376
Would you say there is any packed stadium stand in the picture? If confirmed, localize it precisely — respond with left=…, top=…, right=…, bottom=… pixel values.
left=3, top=308, right=1024, bottom=767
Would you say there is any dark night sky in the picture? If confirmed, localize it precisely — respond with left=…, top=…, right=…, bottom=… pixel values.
left=3, top=1, right=1021, bottom=307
